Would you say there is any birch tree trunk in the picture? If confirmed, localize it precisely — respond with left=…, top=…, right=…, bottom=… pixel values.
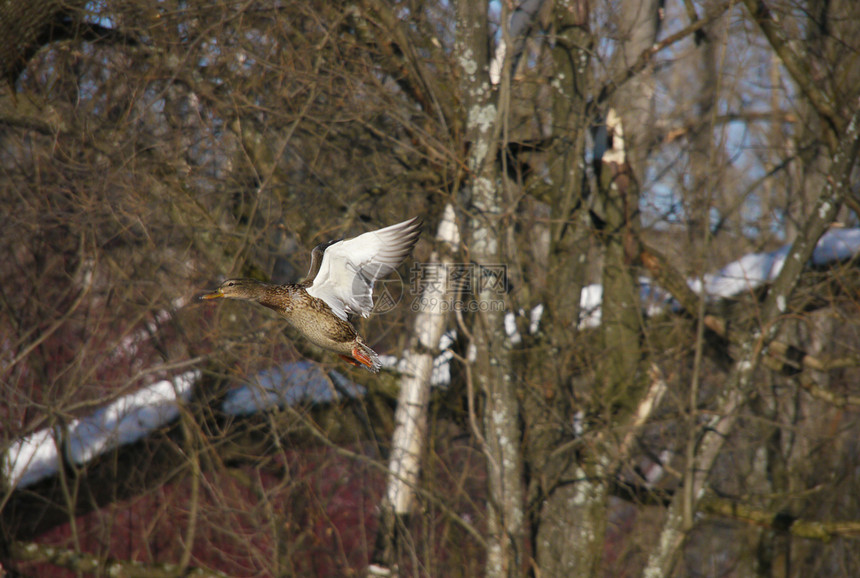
left=371, top=204, right=459, bottom=575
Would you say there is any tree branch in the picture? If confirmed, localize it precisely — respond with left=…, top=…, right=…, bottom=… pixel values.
left=595, top=1, right=732, bottom=109
left=349, top=0, right=456, bottom=134
left=644, top=99, right=860, bottom=578
left=9, top=540, right=228, bottom=577
left=700, top=497, right=860, bottom=541
left=639, top=240, right=858, bottom=377
left=796, top=373, right=860, bottom=408
left=742, top=0, right=840, bottom=146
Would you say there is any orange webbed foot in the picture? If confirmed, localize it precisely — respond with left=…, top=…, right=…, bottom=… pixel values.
left=338, top=354, right=362, bottom=367
left=351, top=346, right=380, bottom=373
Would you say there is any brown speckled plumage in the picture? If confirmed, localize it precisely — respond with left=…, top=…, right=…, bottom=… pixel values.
left=203, top=218, right=421, bottom=372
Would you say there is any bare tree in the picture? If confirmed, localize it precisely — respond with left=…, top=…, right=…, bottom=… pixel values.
left=2, top=1, right=860, bottom=577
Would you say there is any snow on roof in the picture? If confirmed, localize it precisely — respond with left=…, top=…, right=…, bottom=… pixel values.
left=222, top=361, right=364, bottom=416
left=4, top=371, right=198, bottom=489
left=3, top=363, right=371, bottom=489
left=550, top=228, right=860, bottom=329
left=811, top=228, right=860, bottom=265
left=4, top=428, right=56, bottom=490
left=690, top=228, right=860, bottom=299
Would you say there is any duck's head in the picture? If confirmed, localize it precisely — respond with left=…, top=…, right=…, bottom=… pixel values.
left=202, top=278, right=269, bottom=302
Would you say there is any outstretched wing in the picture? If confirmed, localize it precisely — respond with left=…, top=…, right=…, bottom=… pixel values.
left=306, top=217, right=421, bottom=319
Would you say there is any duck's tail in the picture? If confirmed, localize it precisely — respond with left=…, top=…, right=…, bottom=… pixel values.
left=351, top=341, right=381, bottom=373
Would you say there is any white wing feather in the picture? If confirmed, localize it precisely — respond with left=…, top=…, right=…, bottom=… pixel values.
left=306, top=218, right=420, bottom=320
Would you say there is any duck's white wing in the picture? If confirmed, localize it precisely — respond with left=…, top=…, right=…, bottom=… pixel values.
left=306, top=217, right=421, bottom=320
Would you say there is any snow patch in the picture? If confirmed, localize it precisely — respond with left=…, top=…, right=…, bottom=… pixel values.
left=4, top=371, right=198, bottom=489
left=222, top=362, right=363, bottom=416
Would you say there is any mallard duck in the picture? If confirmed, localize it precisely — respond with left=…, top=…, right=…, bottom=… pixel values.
left=203, top=217, right=421, bottom=372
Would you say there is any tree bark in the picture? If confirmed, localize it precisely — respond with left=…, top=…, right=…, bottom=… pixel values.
left=527, top=1, right=596, bottom=576
left=372, top=204, right=459, bottom=574
left=456, top=1, right=525, bottom=575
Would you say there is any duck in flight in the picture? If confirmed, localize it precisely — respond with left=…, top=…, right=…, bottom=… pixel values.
left=202, top=217, right=421, bottom=372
